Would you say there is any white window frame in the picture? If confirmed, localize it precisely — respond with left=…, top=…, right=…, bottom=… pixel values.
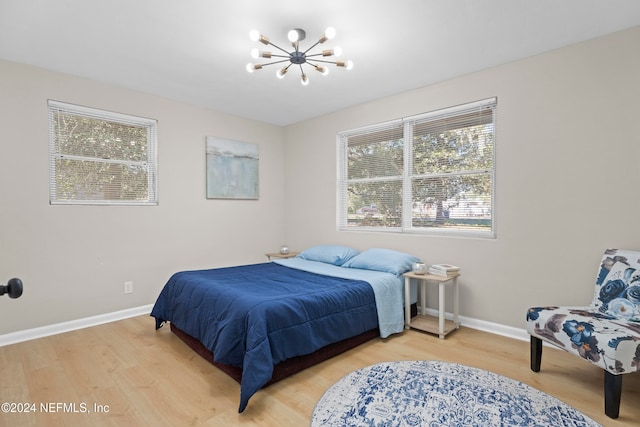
left=337, top=97, right=496, bottom=238
left=48, top=100, right=158, bottom=206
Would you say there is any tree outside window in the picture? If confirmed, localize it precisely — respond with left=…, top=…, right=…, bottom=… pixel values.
left=337, top=98, right=496, bottom=237
left=48, top=101, right=158, bottom=205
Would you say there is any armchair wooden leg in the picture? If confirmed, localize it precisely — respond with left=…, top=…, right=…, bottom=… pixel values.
left=604, top=371, right=622, bottom=419
left=530, top=336, right=542, bottom=372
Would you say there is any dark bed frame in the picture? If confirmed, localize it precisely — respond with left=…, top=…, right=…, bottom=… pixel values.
left=170, top=323, right=377, bottom=386
left=169, top=303, right=417, bottom=388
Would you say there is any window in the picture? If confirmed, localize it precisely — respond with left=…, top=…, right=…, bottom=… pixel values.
left=48, top=100, right=158, bottom=205
left=337, top=98, right=496, bottom=237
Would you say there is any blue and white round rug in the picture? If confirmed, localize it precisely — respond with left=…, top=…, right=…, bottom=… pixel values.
left=312, top=360, right=600, bottom=426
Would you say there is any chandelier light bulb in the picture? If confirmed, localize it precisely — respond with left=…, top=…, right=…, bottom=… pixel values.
left=276, top=67, right=288, bottom=79
left=325, top=27, right=336, bottom=40
left=288, top=29, right=300, bottom=42
left=249, top=30, right=260, bottom=42
left=333, top=46, right=343, bottom=57
left=251, top=48, right=260, bottom=59
left=246, top=63, right=254, bottom=73
left=301, top=74, right=309, bottom=86
left=319, top=27, right=336, bottom=44
left=314, top=65, right=329, bottom=76
left=345, top=60, right=354, bottom=70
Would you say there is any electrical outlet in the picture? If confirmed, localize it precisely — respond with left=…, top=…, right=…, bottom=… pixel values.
left=124, top=281, right=133, bottom=294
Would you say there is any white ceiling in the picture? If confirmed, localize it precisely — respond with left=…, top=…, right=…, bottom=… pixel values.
left=1, top=0, right=639, bottom=126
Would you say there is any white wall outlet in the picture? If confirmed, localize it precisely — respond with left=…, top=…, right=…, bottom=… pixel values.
left=124, top=281, right=133, bottom=294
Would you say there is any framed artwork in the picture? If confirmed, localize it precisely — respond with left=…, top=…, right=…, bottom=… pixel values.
left=206, top=136, right=259, bottom=199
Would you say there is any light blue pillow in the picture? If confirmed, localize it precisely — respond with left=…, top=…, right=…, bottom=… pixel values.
left=297, top=245, right=360, bottom=266
left=342, top=248, right=419, bottom=276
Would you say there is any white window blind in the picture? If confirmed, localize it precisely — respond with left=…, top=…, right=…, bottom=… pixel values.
left=48, top=100, right=158, bottom=205
left=337, top=120, right=405, bottom=231
left=337, top=98, right=496, bottom=237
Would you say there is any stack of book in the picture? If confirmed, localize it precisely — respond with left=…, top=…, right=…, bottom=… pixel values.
left=428, top=264, right=460, bottom=277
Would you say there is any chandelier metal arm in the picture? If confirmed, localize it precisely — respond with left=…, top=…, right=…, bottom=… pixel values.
left=257, top=58, right=292, bottom=68
left=305, top=53, right=337, bottom=61
left=301, top=40, right=323, bottom=55
left=265, top=41, right=293, bottom=57
left=305, top=60, right=328, bottom=75
left=307, top=58, right=340, bottom=65
left=305, top=59, right=325, bottom=68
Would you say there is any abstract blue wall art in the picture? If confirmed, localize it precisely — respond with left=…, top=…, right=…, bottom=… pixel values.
left=206, top=137, right=259, bottom=199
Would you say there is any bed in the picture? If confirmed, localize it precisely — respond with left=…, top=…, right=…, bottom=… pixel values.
left=150, top=246, right=419, bottom=412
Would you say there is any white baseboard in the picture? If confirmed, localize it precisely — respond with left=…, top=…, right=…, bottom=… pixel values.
left=0, top=304, right=530, bottom=347
left=421, top=307, right=530, bottom=342
left=0, top=304, right=154, bottom=347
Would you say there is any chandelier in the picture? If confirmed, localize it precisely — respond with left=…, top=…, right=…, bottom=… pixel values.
left=246, top=27, right=353, bottom=86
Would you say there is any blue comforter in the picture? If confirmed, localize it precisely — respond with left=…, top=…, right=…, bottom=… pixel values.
left=150, top=262, right=381, bottom=412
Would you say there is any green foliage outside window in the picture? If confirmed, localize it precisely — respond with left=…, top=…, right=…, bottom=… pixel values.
left=48, top=101, right=157, bottom=205
left=339, top=98, right=496, bottom=236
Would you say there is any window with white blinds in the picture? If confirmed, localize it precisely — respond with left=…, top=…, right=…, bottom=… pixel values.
left=337, top=98, right=496, bottom=237
left=48, top=100, right=158, bottom=205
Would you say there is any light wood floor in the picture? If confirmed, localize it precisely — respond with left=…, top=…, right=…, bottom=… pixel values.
left=1, top=315, right=638, bottom=426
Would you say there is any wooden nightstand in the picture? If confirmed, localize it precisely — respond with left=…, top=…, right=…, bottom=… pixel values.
left=265, top=252, right=299, bottom=261
left=403, top=271, right=460, bottom=339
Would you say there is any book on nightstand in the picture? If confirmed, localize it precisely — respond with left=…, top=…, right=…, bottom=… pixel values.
left=428, top=264, right=461, bottom=277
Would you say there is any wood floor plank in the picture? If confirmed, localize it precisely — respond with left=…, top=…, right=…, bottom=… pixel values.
left=0, top=315, right=638, bottom=426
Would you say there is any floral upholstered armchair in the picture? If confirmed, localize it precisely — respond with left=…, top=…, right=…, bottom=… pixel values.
left=526, top=248, right=640, bottom=419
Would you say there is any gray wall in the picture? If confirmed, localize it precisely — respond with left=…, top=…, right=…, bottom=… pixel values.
left=282, top=27, right=640, bottom=329
left=0, top=60, right=286, bottom=334
left=1, top=26, right=638, bottom=337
